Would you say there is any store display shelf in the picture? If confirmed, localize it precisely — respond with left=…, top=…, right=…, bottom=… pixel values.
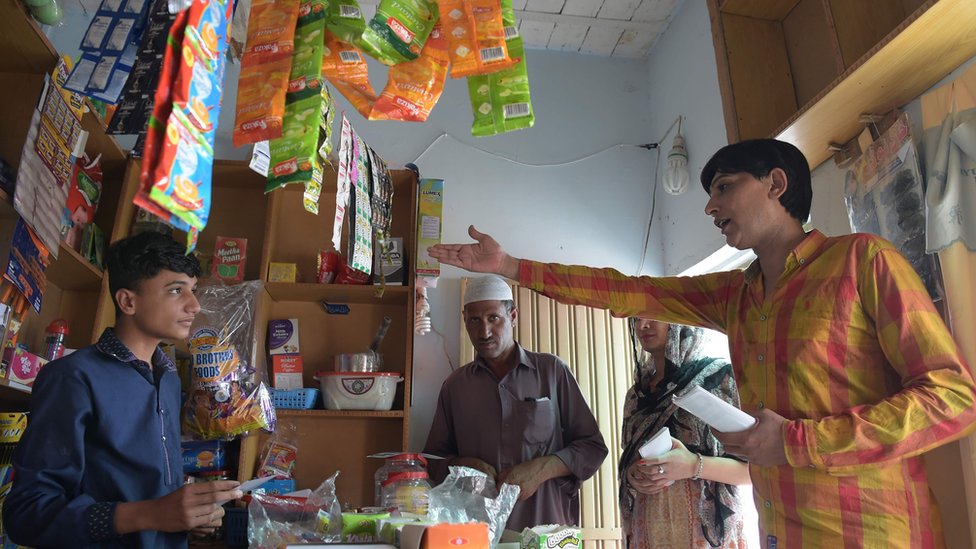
left=0, top=189, right=103, bottom=292
left=275, top=409, right=404, bottom=419
left=0, top=1, right=58, bottom=74
left=0, top=377, right=32, bottom=402
left=265, top=282, right=409, bottom=305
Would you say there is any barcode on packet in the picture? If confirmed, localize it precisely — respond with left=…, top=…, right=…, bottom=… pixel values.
left=340, top=4, right=361, bottom=17
left=340, top=50, right=362, bottom=63
left=504, top=26, right=518, bottom=40
left=503, top=103, right=530, bottom=119
left=480, top=47, right=505, bottom=62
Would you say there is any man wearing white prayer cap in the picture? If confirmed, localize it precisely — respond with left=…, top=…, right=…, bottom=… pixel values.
left=424, top=276, right=608, bottom=530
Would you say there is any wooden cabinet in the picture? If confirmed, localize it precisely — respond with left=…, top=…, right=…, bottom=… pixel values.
left=708, top=0, right=976, bottom=167
left=0, top=2, right=130, bottom=410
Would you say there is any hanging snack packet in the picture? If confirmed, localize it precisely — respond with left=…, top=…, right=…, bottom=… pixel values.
left=305, top=86, right=337, bottom=214
left=367, top=146, right=393, bottom=238
left=258, top=424, right=299, bottom=479
left=359, top=0, right=439, bottom=65
left=333, top=116, right=353, bottom=251
left=232, top=0, right=302, bottom=147
left=440, top=0, right=514, bottom=78
left=348, top=127, right=373, bottom=274
left=369, top=25, right=448, bottom=122
left=322, top=32, right=377, bottom=118
left=267, top=0, right=327, bottom=201
left=325, top=0, right=367, bottom=44
left=148, top=0, right=233, bottom=250
left=467, top=0, right=533, bottom=136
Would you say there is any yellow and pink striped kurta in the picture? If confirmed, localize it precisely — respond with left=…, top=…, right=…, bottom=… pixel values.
left=519, top=230, right=976, bottom=548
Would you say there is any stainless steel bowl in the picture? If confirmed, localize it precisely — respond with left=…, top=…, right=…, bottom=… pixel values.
left=334, top=352, right=382, bottom=372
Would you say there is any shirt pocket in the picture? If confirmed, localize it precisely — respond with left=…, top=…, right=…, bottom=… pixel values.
left=517, top=398, right=556, bottom=445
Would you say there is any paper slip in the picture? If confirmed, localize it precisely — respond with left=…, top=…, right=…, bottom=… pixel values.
left=238, top=475, right=276, bottom=493
left=638, top=426, right=673, bottom=459
left=672, top=385, right=756, bottom=433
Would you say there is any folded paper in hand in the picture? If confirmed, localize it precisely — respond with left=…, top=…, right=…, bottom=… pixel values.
left=638, top=426, right=673, bottom=459
left=672, top=386, right=756, bottom=432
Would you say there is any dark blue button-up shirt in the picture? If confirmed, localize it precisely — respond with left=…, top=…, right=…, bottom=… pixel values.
left=3, top=329, right=186, bottom=548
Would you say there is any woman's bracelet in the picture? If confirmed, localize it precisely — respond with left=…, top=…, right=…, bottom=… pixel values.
left=691, top=453, right=704, bottom=480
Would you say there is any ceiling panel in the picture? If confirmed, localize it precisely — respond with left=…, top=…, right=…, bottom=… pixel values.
left=548, top=22, right=590, bottom=52
left=579, top=25, right=624, bottom=56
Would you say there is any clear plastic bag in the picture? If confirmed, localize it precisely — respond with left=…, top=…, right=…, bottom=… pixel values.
left=427, top=466, right=520, bottom=546
left=248, top=472, right=343, bottom=548
left=182, top=280, right=276, bottom=439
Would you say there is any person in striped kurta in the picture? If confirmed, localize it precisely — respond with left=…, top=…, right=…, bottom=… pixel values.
left=428, top=139, right=976, bottom=549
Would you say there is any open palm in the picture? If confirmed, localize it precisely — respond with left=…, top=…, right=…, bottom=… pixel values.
left=428, top=225, right=515, bottom=276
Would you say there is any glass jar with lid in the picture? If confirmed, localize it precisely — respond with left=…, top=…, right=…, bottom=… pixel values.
left=380, top=471, right=431, bottom=515
left=374, top=453, right=428, bottom=506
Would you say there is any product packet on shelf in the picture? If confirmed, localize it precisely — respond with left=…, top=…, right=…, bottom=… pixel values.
left=232, top=0, right=302, bottom=147
left=439, top=0, right=514, bottom=78
left=60, top=155, right=103, bottom=252
left=306, top=85, right=337, bottom=214
left=416, top=178, right=443, bottom=278
left=332, top=116, right=353, bottom=251
left=322, top=31, right=377, bottom=118
left=370, top=25, right=448, bottom=122
left=359, top=0, right=439, bottom=65
left=267, top=0, right=327, bottom=207
left=212, top=236, right=248, bottom=282
left=148, top=0, right=234, bottom=251
left=347, top=127, right=373, bottom=275
left=466, top=0, right=534, bottom=136
left=325, top=0, right=367, bottom=44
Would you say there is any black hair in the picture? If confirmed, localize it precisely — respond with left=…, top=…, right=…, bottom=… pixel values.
left=106, top=231, right=202, bottom=310
left=700, top=139, right=812, bottom=222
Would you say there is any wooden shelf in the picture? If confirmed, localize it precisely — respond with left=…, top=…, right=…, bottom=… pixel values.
left=265, top=282, right=409, bottom=304
left=776, top=0, right=976, bottom=167
left=275, top=409, right=405, bottom=418
left=0, top=2, right=58, bottom=74
left=0, top=377, right=33, bottom=409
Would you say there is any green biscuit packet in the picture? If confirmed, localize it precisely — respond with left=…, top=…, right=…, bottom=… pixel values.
left=466, top=0, right=534, bottom=136
left=326, top=0, right=367, bottom=44
left=359, top=0, right=439, bottom=65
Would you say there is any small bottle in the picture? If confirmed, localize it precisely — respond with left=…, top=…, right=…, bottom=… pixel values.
left=43, top=319, right=69, bottom=361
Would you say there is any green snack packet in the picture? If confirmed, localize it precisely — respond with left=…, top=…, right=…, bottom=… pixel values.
left=466, top=0, right=534, bottom=136
left=359, top=0, right=439, bottom=65
left=326, top=0, right=367, bottom=44
left=341, top=510, right=390, bottom=542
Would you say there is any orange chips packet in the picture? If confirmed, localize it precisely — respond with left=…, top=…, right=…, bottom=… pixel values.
left=322, top=31, right=377, bottom=118
left=369, top=26, right=448, bottom=122
left=232, top=0, right=301, bottom=147
left=439, top=0, right=515, bottom=78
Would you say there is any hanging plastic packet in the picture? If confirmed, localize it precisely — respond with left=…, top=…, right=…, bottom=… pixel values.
left=148, top=0, right=233, bottom=251
left=332, top=116, right=353, bottom=251
left=347, top=127, right=373, bottom=274
left=305, top=85, right=337, bottom=214
left=322, top=32, right=377, bottom=118
left=369, top=25, right=448, bottom=122
left=439, top=0, right=514, bottom=78
left=359, top=0, right=439, bottom=65
left=258, top=423, right=299, bottom=479
left=325, top=0, right=367, bottom=44
left=267, top=0, right=327, bottom=204
left=232, top=0, right=302, bottom=147
left=183, top=281, right=275, bottom=440
left=227, top=0, right=252, bottom=61
left=368, top=147, right=393, bottom=237
left=466, top=0, right=534, bottom=136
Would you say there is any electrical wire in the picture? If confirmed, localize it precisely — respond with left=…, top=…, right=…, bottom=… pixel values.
left=413, top=133, right=647, bottom=167
left=635, top=115, right=683, bottom=276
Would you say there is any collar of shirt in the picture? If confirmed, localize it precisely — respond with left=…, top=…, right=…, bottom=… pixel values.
left=95, top=328, right=176, bottom=383
left=743, top=229, right=826, bottom=285
left=472, top=343, right=537, bottom=378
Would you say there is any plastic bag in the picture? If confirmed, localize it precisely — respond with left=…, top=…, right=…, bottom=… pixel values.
left=258, top=423, right=299, bottom=479
left=370, top=25, right=448, bottom=122
left=182, top=280, right=276, bottom=439
left=248, top=472, right=343, bottom=548
left=427, top=466, right=520, bottom=546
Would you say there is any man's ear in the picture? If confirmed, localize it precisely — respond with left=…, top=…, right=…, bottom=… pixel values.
left=510, top=306, right=518, bottom=326
left=115, top=288, right=137, bottom=317
left=768, top=168, right=788, bottom=200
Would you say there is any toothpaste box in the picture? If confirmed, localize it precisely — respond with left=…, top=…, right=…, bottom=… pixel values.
left=268, top=319, right=300, bottom=355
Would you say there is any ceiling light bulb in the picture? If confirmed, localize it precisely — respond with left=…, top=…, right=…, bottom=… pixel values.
left=663, top=132, right=689, bottom=195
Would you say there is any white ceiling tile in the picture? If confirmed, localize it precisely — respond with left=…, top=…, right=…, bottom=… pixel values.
left=511, top=0, right=528, bottom=10
left=561, top=0, right=601, bottom=18
left=631, top=0, right=681, bottom=22
left=596, top=0, right=640, bottom=21
left=524, top=0, right=566, bottom=13
left=547, top=22, right=589, bottom=52
left=519, top=20, right=557, bottom=49
left=612, top=28, right=657, bottom=57
left=578, top=25, right=622, bottom=56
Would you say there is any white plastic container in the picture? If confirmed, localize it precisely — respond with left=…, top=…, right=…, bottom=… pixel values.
left=315, top=371, right=403, bottom=410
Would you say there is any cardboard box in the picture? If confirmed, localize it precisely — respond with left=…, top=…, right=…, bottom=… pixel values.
left=416, top=179, right=443, bottom=279
left=401, top=523, right=489, bottom=549
left=1, top=348, right=49, bottom=386
left=373, top=237, right=405, bottom=286
left=268, top=262, right=297, bottom=283
left=521, top=525, right=582, bottom=549
left=268, top=319, right=301, bottom=355
left=272, top=355, right=304, bottom=389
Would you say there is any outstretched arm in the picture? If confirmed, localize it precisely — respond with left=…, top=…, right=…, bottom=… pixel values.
left=427, top=225, right=521, bottom=279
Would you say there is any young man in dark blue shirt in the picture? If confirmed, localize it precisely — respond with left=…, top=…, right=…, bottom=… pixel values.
left=3, top=231, right=242, bottom=547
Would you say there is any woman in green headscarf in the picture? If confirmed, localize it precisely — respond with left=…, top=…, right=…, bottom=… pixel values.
left=619, top=319, right=751, bottom=549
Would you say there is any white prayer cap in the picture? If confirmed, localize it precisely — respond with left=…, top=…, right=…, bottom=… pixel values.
left=463, top=276, right=513, bottom=306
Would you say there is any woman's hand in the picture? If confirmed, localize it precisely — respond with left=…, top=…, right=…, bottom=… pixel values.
left=628, top=438, right=698, bottom=495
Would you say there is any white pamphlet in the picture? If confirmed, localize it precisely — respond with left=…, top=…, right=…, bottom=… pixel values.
left=638, top=426, right=673, bottom=459
left=672, top=385, right=756, bottom=433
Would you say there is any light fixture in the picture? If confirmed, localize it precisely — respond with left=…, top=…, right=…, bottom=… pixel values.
left=663, top=117, right=690, bottom=195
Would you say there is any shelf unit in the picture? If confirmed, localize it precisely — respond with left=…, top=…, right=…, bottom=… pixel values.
left=708, top=0, right=976, bottom=167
